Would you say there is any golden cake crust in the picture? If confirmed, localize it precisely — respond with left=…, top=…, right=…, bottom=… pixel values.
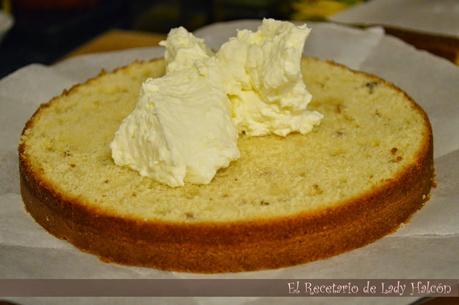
left=18, top=59, right=434, bottom=273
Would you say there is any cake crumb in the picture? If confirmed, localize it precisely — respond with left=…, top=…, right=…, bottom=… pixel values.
left=335, top=104, right=343, bottom=114
left=312, top=184, right=323, bottom=195
left=391, top=156, right=403, bottom=163
left=343, top=114, right=355, bottom=122
left=365, top=81, right=379, bottom=94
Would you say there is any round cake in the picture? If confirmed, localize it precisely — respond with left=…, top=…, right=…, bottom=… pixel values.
left=19, top=57, right=434, bottom=273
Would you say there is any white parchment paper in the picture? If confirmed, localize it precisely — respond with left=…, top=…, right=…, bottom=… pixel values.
left=330, top=0, right=459, bottom=38
left=1, top=21, right=458, bottom=305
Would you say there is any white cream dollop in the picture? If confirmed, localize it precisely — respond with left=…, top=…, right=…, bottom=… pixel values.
left=216, top=19, right=323, bottom=136
left=111, top=19, right=323, bottom=187
left=110, top=29, right=239, bottom=187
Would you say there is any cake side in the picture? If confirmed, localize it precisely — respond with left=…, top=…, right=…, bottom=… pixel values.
left=19, top=138, right=432, bottom=272
left=18, top=58, right=434, bottom=272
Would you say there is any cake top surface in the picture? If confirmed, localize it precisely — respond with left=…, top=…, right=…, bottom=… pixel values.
left=20, top=57, right=430, bottom=223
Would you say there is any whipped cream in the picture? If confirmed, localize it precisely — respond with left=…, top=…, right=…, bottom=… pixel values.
left=110, top=29, right=239, bottom=187
left=111, top=19, right=323, bottom=187
left=217, top=19, right=323, bottom=136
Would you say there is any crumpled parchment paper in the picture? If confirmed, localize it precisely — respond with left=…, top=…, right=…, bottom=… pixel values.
left=330, top=0, right=459, bottom=38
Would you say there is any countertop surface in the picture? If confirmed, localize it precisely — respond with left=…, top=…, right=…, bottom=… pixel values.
left=64, top=27, right=458, bottom=66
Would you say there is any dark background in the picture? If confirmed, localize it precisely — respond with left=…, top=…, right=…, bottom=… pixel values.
left=4, top=0, right=456, bottom=80
left=0, top=0, right=299, bottom=78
